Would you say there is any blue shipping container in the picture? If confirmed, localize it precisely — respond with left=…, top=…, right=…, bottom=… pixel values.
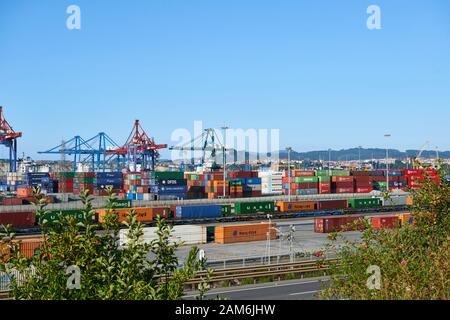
left=245, top=178, right=262, bottom=185
left=157, top=179, right=187, bottom=186
left=158, top=186, right=188, bottom=193
left=176, top=205, right=222, bottom=219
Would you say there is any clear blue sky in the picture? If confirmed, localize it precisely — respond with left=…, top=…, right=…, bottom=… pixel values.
left=1, top=0, right=450, bottom=160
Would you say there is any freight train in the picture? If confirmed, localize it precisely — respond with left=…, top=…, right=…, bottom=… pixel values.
left=0, top=195, right=410, bottom=231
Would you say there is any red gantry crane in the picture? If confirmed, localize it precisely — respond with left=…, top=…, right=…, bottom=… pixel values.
left=109, top=120, right=167, bottom=172
left=0, top=106, right=22, bottom=172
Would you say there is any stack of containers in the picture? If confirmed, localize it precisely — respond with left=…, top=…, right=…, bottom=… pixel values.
left=6, top=172, right=26, bottom=191
left=57, top=172, right=75, bottom=193
left=228, top=178, right=244, bottom=198
left=26, top=172, right=53, bottom=193
left=228, top=171, right=260, bottom=198
left=73, top=172, right=94, bottom=195
left=282, top=170, right=318, bottom=196
left=204, top=172, right=228, bottom=199
left=94, top=172, right=124, bottom=196
left=404, top=169, right=439, bottom=190
left=331, top=176, right=354, bottom=194
left=318, top=175, right=331, bottom=194
left=123, top=172, right=144, bottom=200
left=387, top=170, right=407, bottom=190
left=0, top=179, right=7, bottom=192
left=352, top=171, right=372, bottom=193
left=152, top=171, right=187, bottom=199
left=185, top=173, right=207, bottom=199
left=369, top=170, right=387, bottom=191
left=258, top=171, right=283, bottom=195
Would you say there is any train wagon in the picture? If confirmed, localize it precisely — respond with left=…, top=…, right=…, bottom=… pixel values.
left=234, top=201, right=275, bottom=214
left=347, top=198, right=382, bottom=208
left=276, top=201, right=317, bottom=213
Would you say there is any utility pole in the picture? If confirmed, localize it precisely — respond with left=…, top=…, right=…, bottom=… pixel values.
left=328, top=148, right=332, bottom=175
left=221, top=126, right=229, bottom=198
left=384, top=134, right=391, bottom=192
left=267, top=214, right=273, bottom=265
left=289, top=224, right=295, bottom=263
left=286, top=147, right=292, bottom=202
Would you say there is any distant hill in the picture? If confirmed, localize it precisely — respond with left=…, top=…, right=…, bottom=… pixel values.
left=278, top=148, right=449, bottom=161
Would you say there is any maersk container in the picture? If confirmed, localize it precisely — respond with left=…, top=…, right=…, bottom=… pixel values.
left=176, top=205, right=222, bottom=219
left=234, top=201, right=275, bottom=214
left=348, top=198, right=382, bottom=208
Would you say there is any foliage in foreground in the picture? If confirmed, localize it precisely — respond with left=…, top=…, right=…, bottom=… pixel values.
left=321, top=168, right=449, bottom=300
left=0, top=187, right=208, bottom=300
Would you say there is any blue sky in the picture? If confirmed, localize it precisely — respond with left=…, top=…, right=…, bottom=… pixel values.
left=1, top=0, right=450, bottom=160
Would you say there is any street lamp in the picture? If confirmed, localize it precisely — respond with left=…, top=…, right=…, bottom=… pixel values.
left=221, top=126, right=229, bottom=198
left=328, top=148, right=332, bottom=175
left=358, top=146, right=362, bottom=170
left=384, top=134, right=391, bottom=192
left=267, top=214, right=273, bottom=265
left=286, top=147, right=292, bottom=202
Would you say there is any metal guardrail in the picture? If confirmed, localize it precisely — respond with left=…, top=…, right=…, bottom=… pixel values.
left=183, top=259, right=335, bottom=286
left=0, top=192, right=406, bottom=212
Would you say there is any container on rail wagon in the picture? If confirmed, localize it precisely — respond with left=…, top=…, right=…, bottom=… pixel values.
left=276, top=201, right=317, bottom=213
left=175, top=205, right=222, bottom=219
left=0, top=211, right=35, bottom=228
left=97, top=207, right=156, bottom=223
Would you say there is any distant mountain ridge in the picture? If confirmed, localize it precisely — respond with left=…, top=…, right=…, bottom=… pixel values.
left=278, top=148, right=449, bottom=161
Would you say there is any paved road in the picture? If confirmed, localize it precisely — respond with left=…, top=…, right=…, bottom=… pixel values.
left=184, top=277, right=329, bottom=300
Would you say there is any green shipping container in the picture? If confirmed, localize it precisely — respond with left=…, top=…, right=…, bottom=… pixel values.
left=58, top=172, right=76, bottom=178
left=315, top=170, right=331, bottom=177
left=152, top=171, right=185, bottom=180
left=220, top=205, right=232, bottom=216
left=112, top=199, right=132, bottom=208
left=39, top=210, right=89, bottom=224
left=295, top=176, right=319, bottom=183
left=234, top=201, right=275, bottom=214
left=348, top=198, right=382, bottom=208
left=206, top=226, right=215, bottom=243
left=318, top=176, right=331, bottom=182
left=229, top=180, right=243, bottom=187
left=331, top=170, right=351, bottom=176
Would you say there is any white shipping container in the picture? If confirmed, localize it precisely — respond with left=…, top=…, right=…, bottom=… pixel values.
left=120, top=225, right=207, bottom=246
left=381, top=196, right=407, bottom=206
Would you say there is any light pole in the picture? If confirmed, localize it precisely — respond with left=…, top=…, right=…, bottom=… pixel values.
left=221, top=126, right=229, bottom=198
left=384, top=134, right=391, bottom=192
left=358, top=146, right=362, bottom=170
left=286, top=147, right=292, bottom=202
left=328, top=148, right=332, bottom=175
left=267, top=214, right=273, bottom=265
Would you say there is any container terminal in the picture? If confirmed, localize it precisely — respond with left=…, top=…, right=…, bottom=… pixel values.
left=0, top=105, right=445, bottom=263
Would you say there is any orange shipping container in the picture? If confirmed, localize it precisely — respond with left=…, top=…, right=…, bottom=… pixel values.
left=277, top=201, right=317, bottom=213
left=17, top=187, right=34, bottom=198
left=398, top=213, right=414, bottom=226
left=215, top=223, right=276, bottom=244
left=97, top=207, right=154, bottom=223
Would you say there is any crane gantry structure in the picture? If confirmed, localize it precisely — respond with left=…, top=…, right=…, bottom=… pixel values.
left=39, top=120, right=167, bottom=173
left=0, top=106, right=22, bottom=172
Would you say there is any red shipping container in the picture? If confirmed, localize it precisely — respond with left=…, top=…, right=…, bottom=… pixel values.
left=332, top=182, right=354, bottom=188
left=355, top=187, right=373, bottom=193
left=354, top=176, right=371, bottom=182
left=355, top=181, right=371, bottom=187
left=334, top=187, right=354, bottom=193
left=404, top=169, right=424, bottom=176
left=2, top=198, right=23, bottom=206
left=317, top=200, right=348, bottom=210
left=319, top=182, right=331, bottom=194
left=371, top=216, right=400, bottom=230
left=0, top=211, right=35, bottom=228
left=370, top=176, right=387, bottom=182
left=315, top=216, right=364, bottom=233
left=332, top=176, right=353, bottom=183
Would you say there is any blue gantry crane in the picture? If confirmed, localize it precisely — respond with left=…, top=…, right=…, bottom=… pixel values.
left=39, top=132, right=125, bottom=172
left=0, top=106, right=22, bottom=173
